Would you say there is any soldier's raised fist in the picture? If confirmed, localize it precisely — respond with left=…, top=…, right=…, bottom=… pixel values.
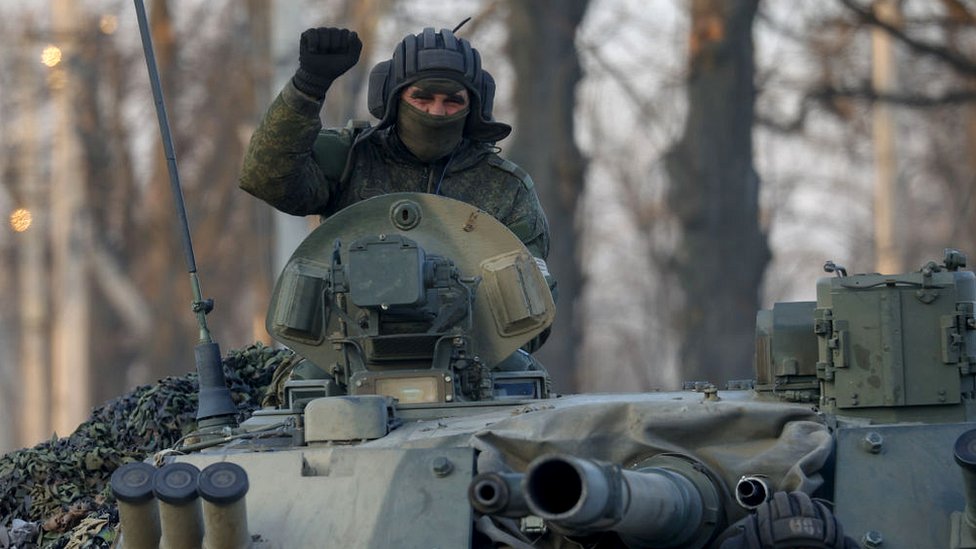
left=293, top=27, right=363, bottom=99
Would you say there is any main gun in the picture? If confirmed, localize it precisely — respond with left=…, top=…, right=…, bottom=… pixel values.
left=470, top=453, right=723, bottom=548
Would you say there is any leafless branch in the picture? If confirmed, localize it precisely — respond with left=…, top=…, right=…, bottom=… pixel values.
left=814, top=83, right=976, bottom=106
left=839, top=0, right=976, bottom=76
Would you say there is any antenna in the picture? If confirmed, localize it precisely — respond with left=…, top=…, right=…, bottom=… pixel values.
left=452, top=17, right=472, bottom=33
left=133, top=0, right=237, bottom=428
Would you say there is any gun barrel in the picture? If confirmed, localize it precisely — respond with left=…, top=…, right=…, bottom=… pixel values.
left=523, top=454, right=719, bottom=548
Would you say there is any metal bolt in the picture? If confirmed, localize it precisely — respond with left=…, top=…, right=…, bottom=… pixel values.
left=431, top=457, right=453, bottom=477
left=862, top=432, right=883, bottom=454
left=355, top=380, right=363, bottom=388
left=378, top=233, right=386, bottom=241
left=862, top=530, right=883, bottom=547
left=444, top=376, right=452, bottom=383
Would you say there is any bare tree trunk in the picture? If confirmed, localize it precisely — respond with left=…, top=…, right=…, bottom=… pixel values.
left=71, top=11, right=153, bottom=404
left=17, top=25, right=50, bottom=446
left=0, top=209, right=14, bottom=453
left=244, top=0, right=274, bottom=346
left=506, top=0, right=590, bottom=393
left=872, top=0, right=901, bottom=273
left=50, top=0, right=91, bottom=436
left=663, top=0, right=768, bottom=385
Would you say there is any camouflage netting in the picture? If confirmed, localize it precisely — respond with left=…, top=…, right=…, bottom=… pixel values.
left=0, top=343, right=294, bottom=549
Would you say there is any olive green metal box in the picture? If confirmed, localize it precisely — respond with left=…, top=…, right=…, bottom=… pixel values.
left=816, top=267, right=976, bottom=421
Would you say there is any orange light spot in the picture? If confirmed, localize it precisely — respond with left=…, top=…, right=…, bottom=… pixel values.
left=10, top=208, right=32, bottom=232
left=99, top=15, right=118, bottom=35
left=41, top=45, right=62, bottom=67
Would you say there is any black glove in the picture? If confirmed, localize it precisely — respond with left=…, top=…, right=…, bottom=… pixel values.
left=292, top=27, right=362, bottom=99
left=716, top=492, right=859, bottom=549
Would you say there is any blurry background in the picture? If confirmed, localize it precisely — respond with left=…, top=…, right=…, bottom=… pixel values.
left=1, top=0, right=974, bottom=452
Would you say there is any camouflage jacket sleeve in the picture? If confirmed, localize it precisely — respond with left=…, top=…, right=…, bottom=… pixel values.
left=510, top=184, right=550, bottom=262
left=239, top=81, right=340, bottom=216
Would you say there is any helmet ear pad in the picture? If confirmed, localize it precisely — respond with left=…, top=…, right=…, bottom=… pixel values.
left=367, top=60, right=392, bottom=120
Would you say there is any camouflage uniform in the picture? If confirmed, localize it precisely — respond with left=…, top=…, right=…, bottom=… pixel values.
left=239, top=81, right=550, bottom=261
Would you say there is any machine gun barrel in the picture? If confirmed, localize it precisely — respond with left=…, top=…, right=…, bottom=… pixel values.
left=469, top=472, right=529, bottom=517
left=521, top=454, right=719, bottom=548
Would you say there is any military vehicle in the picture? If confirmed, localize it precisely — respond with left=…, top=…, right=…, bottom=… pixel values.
left=100, top=3, right=976, bottom=547
left=105, top=179, right=976, bottom=547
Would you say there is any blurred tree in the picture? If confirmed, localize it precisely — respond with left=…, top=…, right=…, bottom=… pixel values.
left=138, top=0, right=193, bottom=385
left=663, top=0, right=768, bottom=385
left=830, top=0, right=976, bottom=266
left=73, top=8, right=148, bottom=406
left=506, top=0, right=591, bottom=392
left=757, top=1, right=976, bottom=273
left=50, top=0, right=92, bottom=436
left=135, top=0, right=279, bottom=394
left=0, top=0, right=286, bottom=438
left=8, top=19, right=51, bottom=450
left=327, top=0, right=393, bottom=125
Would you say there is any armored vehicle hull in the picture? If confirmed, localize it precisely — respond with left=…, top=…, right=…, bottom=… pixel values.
left=104, top=195, right=976, bottom=548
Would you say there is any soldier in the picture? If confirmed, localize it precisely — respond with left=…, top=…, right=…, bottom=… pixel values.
left=239, top=26, right=549, bottom=266
left=240, top=25, right=552, bottom=358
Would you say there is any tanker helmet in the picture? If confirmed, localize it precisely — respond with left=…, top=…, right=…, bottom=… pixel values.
left=367, top=27, right=511, bottom=143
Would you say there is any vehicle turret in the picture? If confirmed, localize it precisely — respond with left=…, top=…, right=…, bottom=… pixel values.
left=266, top=193, right=555, bottom=405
